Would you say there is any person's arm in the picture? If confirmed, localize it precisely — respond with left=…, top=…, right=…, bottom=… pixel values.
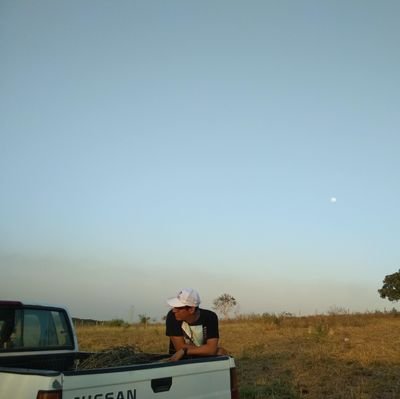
left=169, top=337, right=219, bottom=361
left=169, top=335, right=186, bottom=352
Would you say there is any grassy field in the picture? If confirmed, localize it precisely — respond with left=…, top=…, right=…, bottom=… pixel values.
left=76, top=312, right=400, bottom=399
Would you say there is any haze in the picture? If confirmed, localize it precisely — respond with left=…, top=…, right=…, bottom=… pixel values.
left=1, top=1, right=399, bottom=321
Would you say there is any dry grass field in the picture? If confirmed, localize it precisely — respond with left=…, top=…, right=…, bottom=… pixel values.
left=76, top=312, right=400, bottom=399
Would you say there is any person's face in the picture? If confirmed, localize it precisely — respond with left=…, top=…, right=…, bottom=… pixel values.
left=172, top=306, right=194, bottom=321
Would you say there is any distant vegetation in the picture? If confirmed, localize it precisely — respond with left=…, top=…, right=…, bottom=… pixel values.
left=378, top=268, right=400, bottom=302
left=73, top=317, right=99, bottom=326
left=73, top=318, right=129, bottom=327
left=213, top=293, right=238, bottom=319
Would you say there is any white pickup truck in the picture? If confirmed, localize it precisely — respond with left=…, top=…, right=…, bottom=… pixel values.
left=0, top=301, right=238, bottom=399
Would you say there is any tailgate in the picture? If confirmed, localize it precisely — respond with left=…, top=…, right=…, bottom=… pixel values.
left=62, top=356, right=235, bottom=399
left=0, top=368, right=62, bottom=398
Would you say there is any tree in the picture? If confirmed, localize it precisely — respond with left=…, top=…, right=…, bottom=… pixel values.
left=213, top=293, right=237, bottom=319
left=378, top=269, right=400, bottom=302
left=138, top=314, right=151, bottom=328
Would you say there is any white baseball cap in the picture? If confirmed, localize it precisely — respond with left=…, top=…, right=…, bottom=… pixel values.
left=167, top=288, right=201, bottom=307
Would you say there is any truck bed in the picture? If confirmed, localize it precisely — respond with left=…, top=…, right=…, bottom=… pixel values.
left=0, top=356, right=237, bottom=399
left=0, top=351, right=169, bottom=372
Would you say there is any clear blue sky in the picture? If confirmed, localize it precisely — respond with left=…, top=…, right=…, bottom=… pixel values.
left=1, top=1, right=399, bottom=321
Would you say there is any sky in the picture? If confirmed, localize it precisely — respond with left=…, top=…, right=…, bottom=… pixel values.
left=1, top=1, right=399, bottom=322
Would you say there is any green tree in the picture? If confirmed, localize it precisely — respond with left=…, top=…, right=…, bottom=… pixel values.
left=213, top=293, right=237, bottom=319
left=378, top=269, right=400, bottom=302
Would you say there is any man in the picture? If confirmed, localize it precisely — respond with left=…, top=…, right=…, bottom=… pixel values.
left=165, top=288, right=226, bottom=361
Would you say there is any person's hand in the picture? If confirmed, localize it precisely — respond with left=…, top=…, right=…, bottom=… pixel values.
left=217, top=346, right=229, bottom=356
left=169, top=348, right=186, bottom=362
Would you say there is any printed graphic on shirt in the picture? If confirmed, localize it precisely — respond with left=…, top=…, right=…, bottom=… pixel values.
left=182, top=322, right=204, bottom=346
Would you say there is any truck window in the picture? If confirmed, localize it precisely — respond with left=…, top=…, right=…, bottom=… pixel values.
left=23, top=312, right=42, bottom=347
left=0, top=309, right=15, bottom=349
left=51, top=310, right=72, bottom=346
left=0, top=307, right=73, bottom=351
